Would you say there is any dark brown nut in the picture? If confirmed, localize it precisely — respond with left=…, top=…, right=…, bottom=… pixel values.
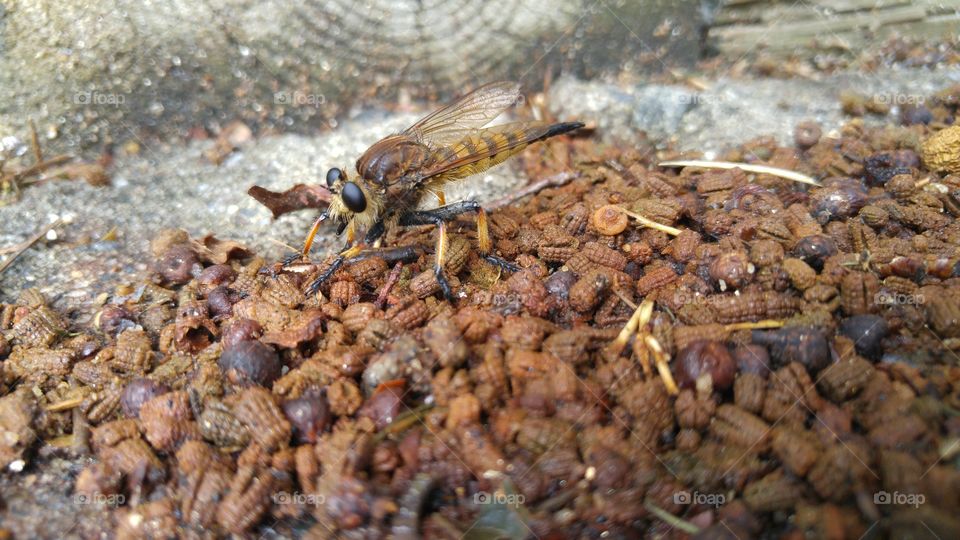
left=11, top=306, right=65, bottom=348
left=675, top=340, right=736, bottom=391
left=794, top=120, right=821, bottom=149
left=283, top=392, right=330, bottom=444
left=327, top=379, right=364, bottom=416
left=348, top=256, right=388, bottom=285
left=771, top=426, right=820, bottom=477
left=808, top=182, right=867, bottom=223
left=423, top=315, right=468, bottom=368
left=839, top=271, right=879, bottom=316
left=95, top=304, right=138, bottom=336
left=734, top=372, right=766, bottom=413
left=838, top=314, right=888, bottom=359
left=330, top=279, right=361, bottom=307
left=112, top=329, right=154, bottom=374
left=781, top=258, right=816, bottom=291
left=709, top=251, right=753, bottom=291
left=233, top=387, right=291, bottom=451
left=198, top=401, right=250, bottom=447
left=674, top=389, right=715, bottom=429
left=197, top=264, right=237, bottom=291
left=385, top=296, right=429, bottom=330
left=219, top=340, right=282, bottom=387
left=157, top=244, right=201, bottom=285
left=710, top=404, right=771, bottom=452
left=206, top=286, right=238, bottom=318
left=221, top=318, right=263, bottom=349
left=792, top=235, right=836, bottom=272
left=591, top=205, right=628, bottom=236
left=121, top=378, right=171, bottom=418
left=140, top=390, right=202, bottom=452
left=357, top=388, right=403, bottom=430
left=743, top=469, right=803, bottom=512
left=751, top=326, right=829, bottom=373
left=568, top=270, right=610, bottom=312
left=732, top=344, right=771, bottom=377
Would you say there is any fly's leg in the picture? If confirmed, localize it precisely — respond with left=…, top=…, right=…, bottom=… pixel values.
left=303, top=220, right=388, bottom=296
left=476, top=207, right=520, bottom=272
left=398, top=201, right=518, bottom=300
left=284, top=211, right=328, bottom=267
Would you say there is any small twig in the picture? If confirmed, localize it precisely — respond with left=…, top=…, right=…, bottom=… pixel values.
left=658, top=160, right=821, bottom=187
left=13, top=154, right=73, bottom=183
left=0, top=220, right=61, bottom=275
left=29, top=120, right=43, bottom=163
left=487, top=171, right=579, bottom=211
left=724, top=320, right=785, bottom=331
left=643, top=501, right=700, bottom=534
left=376, top=261, right=404, bottom=309
left=619, top=208, right=683, bottom=236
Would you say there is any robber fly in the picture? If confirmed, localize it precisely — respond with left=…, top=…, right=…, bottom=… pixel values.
left=292, top=81, right=583, bottom=300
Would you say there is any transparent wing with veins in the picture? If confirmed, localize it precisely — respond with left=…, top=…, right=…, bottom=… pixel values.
left=402, top=81, right=522, bottom=148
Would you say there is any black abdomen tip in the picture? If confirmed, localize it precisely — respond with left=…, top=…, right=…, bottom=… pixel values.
left=543, top=121, right=585, bottom=139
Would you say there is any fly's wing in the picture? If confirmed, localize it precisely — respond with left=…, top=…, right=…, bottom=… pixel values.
left=402, top=81, right=522, bottom=148
left=418, top=121, right=579, bottom=186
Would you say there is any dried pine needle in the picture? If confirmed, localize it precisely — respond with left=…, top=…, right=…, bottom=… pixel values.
left=659, top=159, right=821, bottom=187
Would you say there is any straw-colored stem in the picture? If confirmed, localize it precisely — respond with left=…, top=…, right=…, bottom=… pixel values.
left=659, top=159, right=821, bottom=187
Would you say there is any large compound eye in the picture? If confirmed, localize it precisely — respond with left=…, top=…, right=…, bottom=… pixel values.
left=341, top=181, right=367, bottom=213
left=326, top=167, right=343, bottom=188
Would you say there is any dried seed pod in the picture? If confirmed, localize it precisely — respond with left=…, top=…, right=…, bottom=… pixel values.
left=568, top=270, right=610, bottom=313
left=233, top=387, right=291, bottom=451
left=817, top=356, right=874, bottom=402
left=232, top=297, right=294, bottom=333
left=175, top=300, right=219, bottom=353
left=385, top=296, right=429, bottom=330
left=782, top=258, right=816, bottom=291
left=591, top=205, right=628, bottom=236
left=122, top=378, right=171, bottom=418
left=111, top=329, right=154, bottom=374
left=921, top=125, right=960, bottom=174
left=710, top=404, right=771, bottom=452
left=926, top=295, right=960, bottom=337
left=11, top=306, right=65, bottom=348
left=197, top=264, right=237, bottom=292
left=5, top=347, right=74, bottom=379
left=537, top=224, right=580, bottom=263
left=675, top=340, right=736, bottom=391
left=771, top=426, right=820, bottom=477
left=560, top=202, right=589, bottom=235
left=140, top=390, right=202, bottom=451
left=330, top=279, right=361, bottom=307
left=356, top=319, right=396, bottom=350
left=743, top=469, right=803, bottom=512
left=261, top=273, right=305, bottom=308
left=198, top=400, right=250, bottom=447
left=423, top=315, right=468, bottom=368
left=762, top=363, right=821, bottom=426
left=636, top=265, right=678, bottom=296
left=342, top=302, right=384, bottom=334
left=673, top=323, right=728, bottom=352
left=216, top=460, right=275, bottom=534
left=327, top=379, right=364, bottom=416
left=734, top=372, right=766, bottom=413
left=543, top=329, right=591, bottom=365
left=839, top=271, right=880, bottom=315
left=219, top=340, right=282, bottom=387
left=712, top=291, right=802, bottom=324
left=581, top=241, right=627, bottom=271
left=348, top=256, right=388, bottom=286
left=674, top=389, right=715, bottom=429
